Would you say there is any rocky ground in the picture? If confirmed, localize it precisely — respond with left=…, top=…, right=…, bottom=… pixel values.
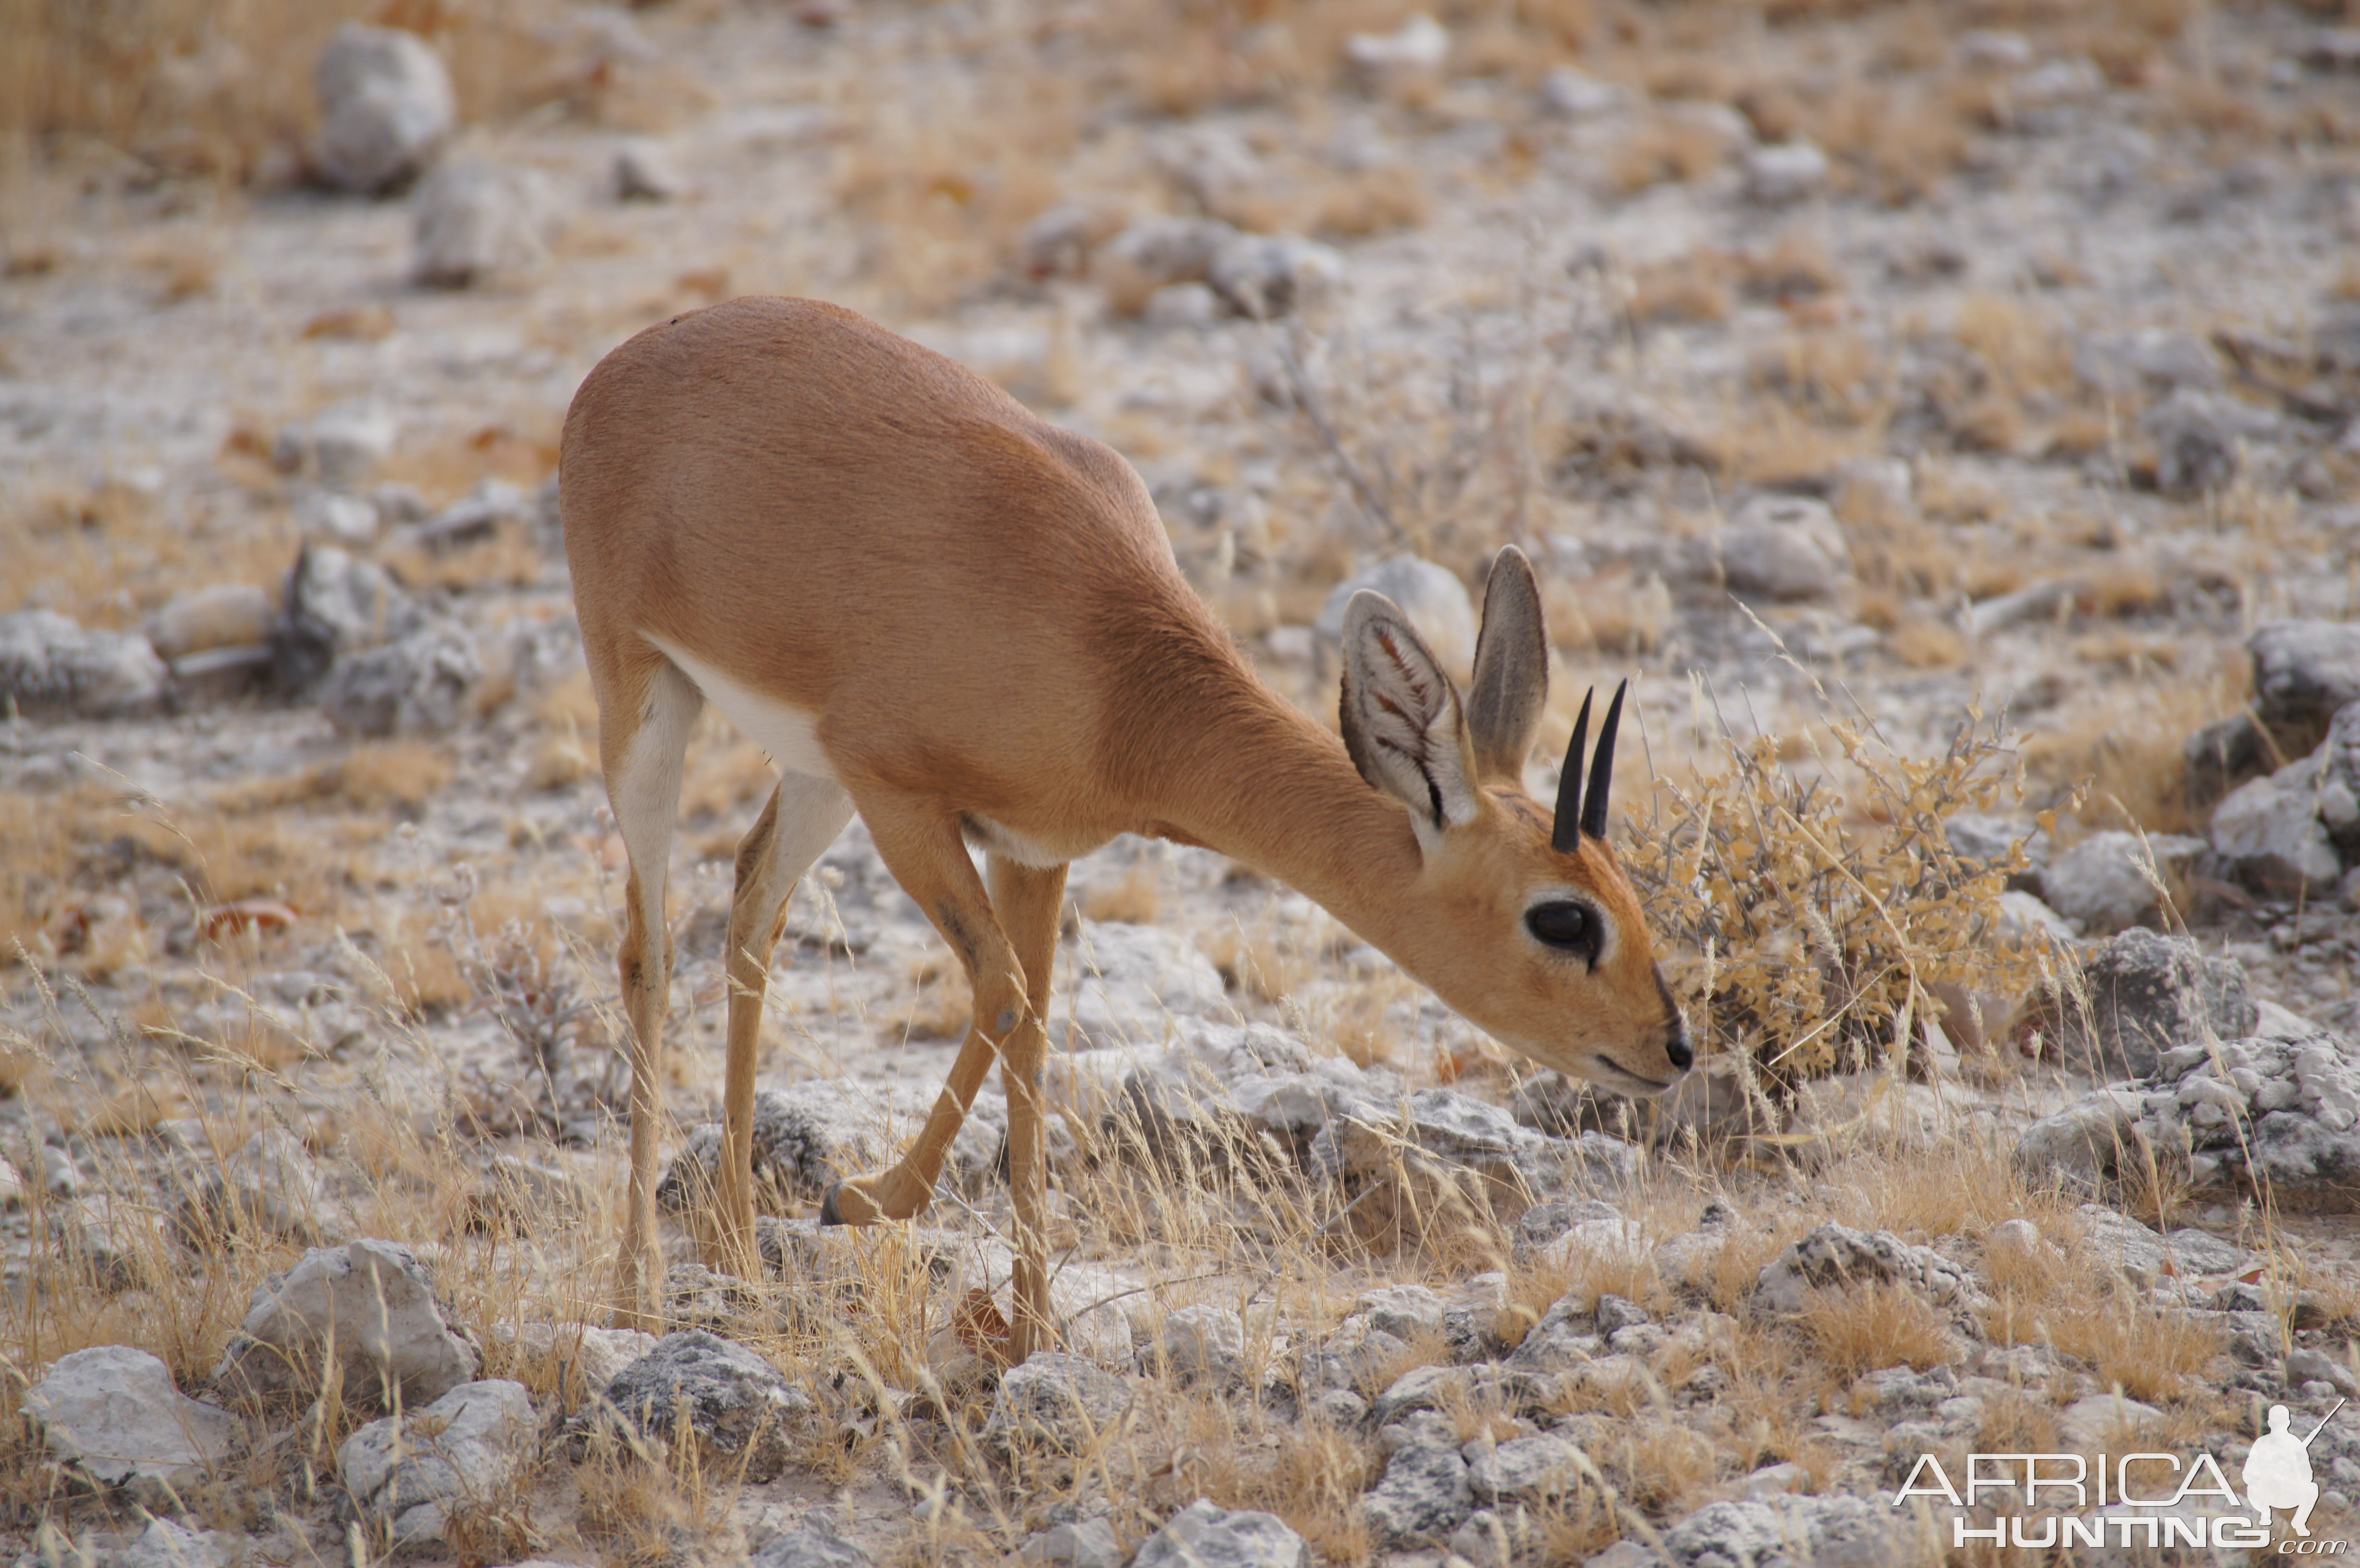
left=9, top=2, right=2360, bottom=1565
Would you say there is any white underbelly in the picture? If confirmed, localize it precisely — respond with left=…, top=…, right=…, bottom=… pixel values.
left=645, top=634, right=836, bottom=781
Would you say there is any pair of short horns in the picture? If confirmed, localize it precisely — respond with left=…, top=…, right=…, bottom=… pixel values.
left=1551, top=679, right=1626, bottom=854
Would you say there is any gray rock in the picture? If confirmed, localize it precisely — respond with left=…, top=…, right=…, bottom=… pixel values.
left=1154, top=1304, right=1245, bottom=1383
left=2073, top=329, right=2221, bottom=399
left=2287, top=1347, right=2360, bottom=1396
left=1943, top=812, right=2048, bottom=879
left=275, top=406, right=399, bottom=490
left=1016, top=1517, right=1122, bottom=1568
left=2068, top=928, right=2258, bottom=1078
left=1094, top=215, right=1239, bottom=309
left=184, top=1127, right=345, bottom=1246
left=413, top=159, right=552, bottom=287
left=1059, top=920, right=1229, bottom=1049
left=2060, top=1391, right=2163, bottom=1448
left=216, top=1238, right=481, bottom=1409
left=2213, top=756, right=2347, bottom=897
left=1594, top=1294, right=1651, bottom=1337
left=25, top=1345, right=235, bottom=1492
left=613, top=139, right=684, bottom=202
left=1134, top=1498, right=1309, bottom=1568
left=2251, top=623, right=2360, bottom=735
left=983, top=1352, right=1134, bottom=1457
left=1466, top=1434, right=1579, bottom=1504
left=1144, top=282, right=1221, bottom=331
left=1742, top=140, right=1829, bottom=205
left=400, top=478, right=535, bottom=555
left=1345, top=13, right=1450, bottom=94
left=2019, top=1007, right=2360, bottom=1209
left=315, top=24, right=454, bottom=194
left=2038, top=830, right=2205, bottom=934
left=1317, top=556, right=1477, bottom=675
left=751, top=1517, right=875, bottom=1568
left=2139, top=388, right=2283, bottom=497
left=271, top=546, right=418, bottom=698
left=145, top=584, right=274, bottom=663
left=1539, top=65, right=1636, bottom=121
left=599, top=1330, right=811, bottom=1483
left=1208, top=233, right=1344, bottom=321
left=1359, top=1284, right=1450, bottom=1342
left=1658, top=1492, right=1922, bottom=1568
left=318, top=621, right=482, bottom=737
left=1997, top=890, right=2078, bottom=943
left=114, top=1518, right=229, bottom=1568
left=0, top=611, right=168, bottom=718
left=340, top=1379, right=536, bottom=1549
left=1717, top=494, right=1852, bottom=602
left=1362, top=1438, right=1475, bottom=1545
left=1752, top=1224, right=1982, bottom=1321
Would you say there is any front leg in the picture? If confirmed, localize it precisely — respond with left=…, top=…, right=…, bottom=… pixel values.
left=819, top=796, right=1031, bottom=1229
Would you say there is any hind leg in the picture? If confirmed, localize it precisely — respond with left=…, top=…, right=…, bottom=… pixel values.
left=602, top=657, right=701, bottom=1331
left=713, top=771, right=853, bottom=1278
left=990, top=855, right=1069, bottom=1363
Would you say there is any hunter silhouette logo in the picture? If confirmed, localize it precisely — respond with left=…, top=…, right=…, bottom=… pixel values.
left=2246, top=1400, right=2343, bottom=1537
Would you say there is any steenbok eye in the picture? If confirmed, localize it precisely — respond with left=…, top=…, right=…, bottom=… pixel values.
left=1524, top=901, right=1597, bottom=953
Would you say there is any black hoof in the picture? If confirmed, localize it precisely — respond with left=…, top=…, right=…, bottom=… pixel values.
left=818, top=1181, right=848, bottom=1226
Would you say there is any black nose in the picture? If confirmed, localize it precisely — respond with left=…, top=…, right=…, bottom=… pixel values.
left=1665, top=1027, right=1693, bottom=1074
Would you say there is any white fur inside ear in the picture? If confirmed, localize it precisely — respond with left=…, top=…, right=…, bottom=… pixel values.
left=1340, top=591, right=1479, bottom=842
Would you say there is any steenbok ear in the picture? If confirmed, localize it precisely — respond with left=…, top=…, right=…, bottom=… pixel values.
left=1466, top=545, right=1549, bottom=786
left=1340, top=589, right=1480, bottom=845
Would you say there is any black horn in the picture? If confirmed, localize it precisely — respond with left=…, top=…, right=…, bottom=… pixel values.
left=1580, top=679, right=1627, bottom=843
left=1552, top=688, right=1592, bottom=853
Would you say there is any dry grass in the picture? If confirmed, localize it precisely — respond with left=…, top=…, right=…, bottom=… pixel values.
left=1796, top=1281, right=1958, bottom=1374
left=1624, top=695, right=2041, bottom=1086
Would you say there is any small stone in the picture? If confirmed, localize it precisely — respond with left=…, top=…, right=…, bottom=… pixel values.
left=315, top=24, right=454, bottom=194
left=216, top=1238, right=481, bottom=1409
left=2061, top=1391, right=2164, bottom=1446
left=413, top=159, right=552, bottom=288
left=2213, top=760, right=2345, bottom=898
left=1317, top=557, right=1476, bottom=676
left=1362, top=1438, right=1475, bottom=1545
left=1344, top=14, right=1450, bottom=96
left=1143, top=281, right=1222, bottom=331
left=2070, top=928, right=2259, bottom=1079
left=117, top=1518, right=229, bottom=1568
left=1016, top=1517, right=1122, bottom=1568
left=600, top=1330, right=812, bottom=1483
left=295, top=491, right=381, bottom=545
left=1093, top=216, right=1239, bottom=316
left=1208, top=233, right=1344, bottom=321
left=144, top=584, right=274, bottom=662
left=1742, top=140, right=1828, bottom=205
left=25, top=1345, right=235, bottom=1493
left=318, top=621, right=482, bottom=737
left=1659, top=1494, right=1911, bottom=1568
left=273, top=405, right=399, bottom=491
left=983, top=1352, right=1134, bottom=1457
left=2287, top=1347, right=2360, bottom=1396
left=1593, top=1294, right=1650, bottom=1338
left=613, top=139, right=684, bottom=202
left=750, top=1517, right=875, bottom=1568
left=1716, top=494, right=1852, bottom=602
left=2038, top=830, right=2206, bottom=935
left=2139, top=389, right=2283, bottom=498
left=1752, top=1223, right=1981, bottom=1320
left=1538, top=66, right=1634, bottom=121
left=340, top=1379, right=536, bottom=1549
left=0, top=611, right=168, bottom=718
left=2250, top=623, right=2360, bottom=735
left=184, top=1127, right=344, bottom=1246
left=1986, top=1217, right=2044, bottom=1261
left=1466, top=1434, right=1579, bottom=1505
left=1155, top=1304, right=1246, bottom=1383
left=1134, top=1498, right=1309, bottom=1568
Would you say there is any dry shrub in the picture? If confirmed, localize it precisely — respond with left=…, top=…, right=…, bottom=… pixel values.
left=1082, top=864, right=1164, bottom=926
left=1747, top=331, right=1891, bottom=425
left=1796, top=1282, right=1958, bottom=1374
left=1733, top=232, right=1839, bottom=303
left=2045, top=1301, right=2224, bottom=1404
left=1543, top=569, right=1675, bottom=656
left=1624, top=701, right=2041, bottom=1086
left=1610, top=112, right=1732, bottom=194
left=335, top=740, right=453, bottom=814
left=1629, top=252, right=1733, bottom=325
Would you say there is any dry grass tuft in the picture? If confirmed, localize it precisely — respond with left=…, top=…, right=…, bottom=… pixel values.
left=1796, top=1282, right=1958, bottom=1374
